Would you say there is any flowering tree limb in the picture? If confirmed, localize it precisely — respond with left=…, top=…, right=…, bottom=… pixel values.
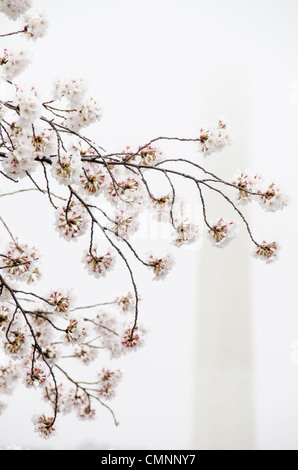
left=0, top=0, right=289, bottom=439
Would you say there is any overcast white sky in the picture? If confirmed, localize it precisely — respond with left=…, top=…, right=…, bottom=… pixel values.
left=1, top=0, right=298, bottom=450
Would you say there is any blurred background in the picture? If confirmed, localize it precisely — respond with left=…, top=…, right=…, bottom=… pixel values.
left=0, top=0, right=298, bottom=450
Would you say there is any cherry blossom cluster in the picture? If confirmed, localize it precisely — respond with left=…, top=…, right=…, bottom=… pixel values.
left=0, top=48, right=30, bottom=81
left=0, top=0, right=289, bottom=440
left=55, top=201, right=89, bottom=240
left=51, top=78, right=101, bottom=131
left=207, top=218, right=238, bottom=248
left=0, top=0, right=31, bottom=21
left=172, top=218, right=200, bottom=246
left=121, top=144, right=163, bottom=166
left=147, top=254, right=175, bottom=280
left=97, top=368, right=122, bottom=400
left=1, top=238, right=40, bottom=283
left=252, top=239, right=280, bottom=264
left=83, top=248, right=115, bottom=278
left=231, top=168, right=290, bottom=211
left=198, top=119, right=232, bottom=156
left=0, top=0, right=47, bottom=40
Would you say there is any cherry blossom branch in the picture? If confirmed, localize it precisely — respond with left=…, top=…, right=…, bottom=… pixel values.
left=0, top=1, right=288, bottom=439
left=54, top=364, right=119, bottom=426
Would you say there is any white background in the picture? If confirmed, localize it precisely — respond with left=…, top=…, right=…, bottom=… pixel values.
left=0, top=0, right=298, bottom=450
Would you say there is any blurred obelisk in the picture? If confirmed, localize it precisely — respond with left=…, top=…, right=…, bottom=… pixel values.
left=193, top=60, right=254, bottom=450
